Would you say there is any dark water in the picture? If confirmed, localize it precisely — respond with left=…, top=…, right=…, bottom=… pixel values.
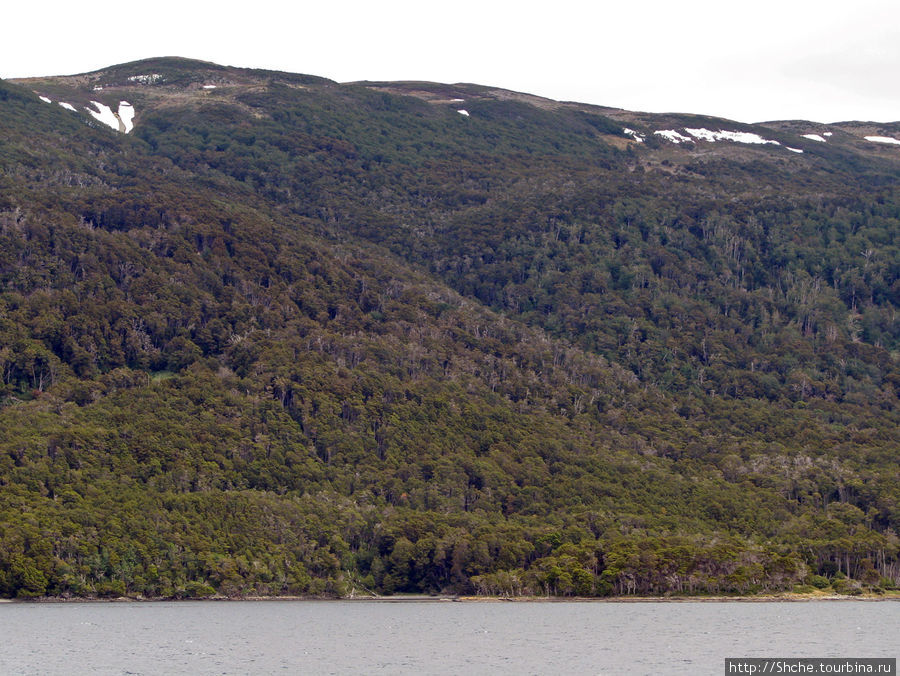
left=1, top=599, right=896, bottom=675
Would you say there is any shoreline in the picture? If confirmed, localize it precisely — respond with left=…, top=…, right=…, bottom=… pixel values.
left=8, top=590, right=900, bottom=604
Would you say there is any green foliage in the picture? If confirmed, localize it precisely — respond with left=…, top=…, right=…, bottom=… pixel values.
left=806, top=574, right=830, bottom=589
left=0, top=61, right=898, bottom=598
left=831, top=577, right=863, bottom=595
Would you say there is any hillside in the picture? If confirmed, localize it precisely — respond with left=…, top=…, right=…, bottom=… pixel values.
left=0, top=58, right=897, bottom=599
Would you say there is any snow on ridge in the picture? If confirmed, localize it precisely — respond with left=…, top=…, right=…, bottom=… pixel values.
left=685, top=128, right=780, bottom=145
left=787, top=147, right=804, bottom=153
left=623, top=128, right=645, bottom=143
left=685, top=128, right=721, bottom=142
left=457, top=109, right=470, bottom=117
left=119, top=101, right=135, bottom=133
left=865, top=136, right=900, bottom=145
left=654, top=129, right=693, bottom=144
left=59, top=102, right=76, bottom=111
left=802, top=134, right=826, bottom=142
left=39, top=95, right=51, bottom=104
left=128, top=73, right=163, bottom=85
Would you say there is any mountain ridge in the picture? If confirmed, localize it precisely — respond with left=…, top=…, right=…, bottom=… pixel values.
left=12, top=56, right=900, bottom=139
left=13, top=57, right=900, bottom=204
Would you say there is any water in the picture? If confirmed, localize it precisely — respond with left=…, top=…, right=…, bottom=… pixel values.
left=1, top=599, right=896, bottom=675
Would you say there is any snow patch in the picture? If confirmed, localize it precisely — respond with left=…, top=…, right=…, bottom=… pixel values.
left=685, top=128, right=720, bottom=142
left=86, top=101, right=137, bottom=133
left=39, top=96, right=51, bottom=104
left=457, top=109, right=470, bottom=117
left=59, top=102, right=76, bottom=111
left=654, top=129, right=693, bottom=144
left=451, top=98, right=465, bottom=102
left=128, top=73, right=163, bottom=85
left=93, top=86, right=103, bottom=92
left=786, top=147, right=804, bottom=153
left=623, top=128, right=645, bottom=143
left=865, top=136, right=900, bottom=145
left=802, top=134, right=826, bottom=142
left=823, top=132, right=833, bottom=137
left=202, top=85, right=217, bottom=89
left=88, top=101, right=122, bottom=131
left=685, top=128, right=780, bottom=145
left=119, top=101, right=135, bottom=133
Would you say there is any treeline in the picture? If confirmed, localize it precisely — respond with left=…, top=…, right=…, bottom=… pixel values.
left=3, top=465, right=896, bottom=599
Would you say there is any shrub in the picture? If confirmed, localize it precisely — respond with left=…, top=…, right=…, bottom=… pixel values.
left=806, top=575, right=830, bottom=589
left=831, top=578, right=862, bottom=596
left=178, top=581, right=216, bottom=598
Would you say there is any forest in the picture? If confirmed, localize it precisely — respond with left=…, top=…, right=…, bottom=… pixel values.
left=0, top=58, right=897, bottom=599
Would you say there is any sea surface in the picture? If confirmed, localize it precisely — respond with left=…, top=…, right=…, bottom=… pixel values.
left=0, top=599, right=896, bottom=675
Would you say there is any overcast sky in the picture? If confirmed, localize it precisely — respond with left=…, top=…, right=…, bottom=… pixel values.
left=4, top=0, right=898, bottom=124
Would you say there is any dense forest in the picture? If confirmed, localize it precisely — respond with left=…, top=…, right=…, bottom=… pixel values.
left=0, top=58, right=897, bottom=599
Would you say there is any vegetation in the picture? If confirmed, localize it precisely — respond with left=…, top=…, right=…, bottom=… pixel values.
left=0, top=60, right=897, bottom=599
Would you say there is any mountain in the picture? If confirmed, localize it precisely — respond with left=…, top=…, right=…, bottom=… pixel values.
left=0, top=57, right=897, bottom=599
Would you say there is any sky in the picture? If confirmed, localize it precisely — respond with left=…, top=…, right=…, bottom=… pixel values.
left=4, top=0, right=899, bottom=124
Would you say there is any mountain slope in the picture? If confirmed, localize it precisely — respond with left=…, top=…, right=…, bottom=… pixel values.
left=0, top=59, right=897, bottom=599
